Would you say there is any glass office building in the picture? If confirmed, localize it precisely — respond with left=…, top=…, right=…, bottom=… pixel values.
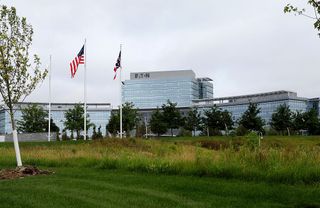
left=0, top=102, right=112, bottom=136
left=122, top=70, right=213, bottom=109
left=193, top=90, right=318, bottom=124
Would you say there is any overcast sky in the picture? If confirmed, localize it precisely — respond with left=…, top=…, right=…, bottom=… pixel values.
left=1, top=0, right=319, bottom=107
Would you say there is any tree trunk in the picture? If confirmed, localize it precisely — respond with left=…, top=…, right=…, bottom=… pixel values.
left=8, top=105, right=22, bottom=167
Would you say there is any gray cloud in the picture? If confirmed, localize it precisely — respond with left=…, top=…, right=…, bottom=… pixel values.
left=1, top=0, right=319, bottom=106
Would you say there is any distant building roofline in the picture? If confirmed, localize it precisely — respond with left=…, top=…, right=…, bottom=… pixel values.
left=193, top=90, right=299, bottom=103
left=130, top=69, right=194, bottom=74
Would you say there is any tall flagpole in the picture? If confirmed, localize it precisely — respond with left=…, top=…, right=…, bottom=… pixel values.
left=84, top=39, right=87, bottom=140
left=48, top=55, right=52, bottom=142
left=119, top=44, right=123, bottom=139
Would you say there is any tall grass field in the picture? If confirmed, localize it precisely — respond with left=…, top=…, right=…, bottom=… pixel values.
left=1, top=136, right=320, bottom=184
left=1, top=136, right=320, bottom=207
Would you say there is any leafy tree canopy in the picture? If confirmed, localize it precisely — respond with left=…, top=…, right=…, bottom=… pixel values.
left=238, top=102, right=265, bottom=133
left=106, top=102, right=139, bottom=137
left=17, top=104, right=60, bottom=133
left=161, top=100, right=182, bottom=136
left=270, top=104, right=293, bottom=134
left=284, top=1, right=320, bottom=37
left=202, top=105, right=233, bottom=135
left=0, top=5, right=47, bottom=166
left=64, top=104, right=91, bottom=139
left=17, top=104, right=47, bottom=133
left=149, top=108, right=167, bottom=137
left=184, top=107, right=202, bottom=136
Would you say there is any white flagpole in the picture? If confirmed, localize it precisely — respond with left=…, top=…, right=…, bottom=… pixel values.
left=119, top=44, right=123, bottom=139
left=48, top=55, right=52, bottom=142
left=84, top=39, right=87, bottom=140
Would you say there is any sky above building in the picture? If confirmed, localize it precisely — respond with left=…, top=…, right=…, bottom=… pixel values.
left=1, top=0, right=319, bottom=107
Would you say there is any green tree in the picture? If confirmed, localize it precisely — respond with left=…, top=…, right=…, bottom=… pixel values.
left=135, top=120, right=147, bottom=138
left=122, top=102, right=139, bottom=137
left=17, top=104, right=47, bottom=133
left=17, top=104, right=60, bottom=134
left=284, top=1, right=320, bottom=37
left=203, top=105, right=223, bottom=136
left=149, top=108, right=167, bottom=137
left=162, top=100, right=182, bottom=136
left=184, top=107, right=202, bottom=136
left=202, top=105, right=233, bottom=136
left=292, top=111, right=307, bottom=132
left=238, top=102, right=265, bottom=133
left=221, top=110, right=234, bottom=135
left=107, top=112, right=119, bottom=136
left=304, top=108, right=320, bottom=135
left=106, top=102, right=139, bottom=137
left=0, top=5, right=47, bottom=166
left=270, top=104, right=293, bottom=135
left=292, top=109, right=320, bottom=135
left=64, top=104, right=91, bottom=139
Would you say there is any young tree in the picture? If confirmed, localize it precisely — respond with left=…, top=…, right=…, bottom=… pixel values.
left=292, top=109, right=320, bottom=135
left=107, top=112, right=119, bottom=136
left=64, top=104, right=91, bottom=139
left=17, top=104, right=60, bottom=134
left=202, top=105, right=233, bottom=136
left=292, top=111, right=307, bottom=132
left=135, top=119, right=147, bottom=138
left=284, top=1, right=320, bottom=37
left=270, top=104, right=293, bottom=135
left=149, top=108, right=167, bottom=137
left=122, top=102, right=139, bottom=137
left=221, top=110, right=234, bottom=135
left=17, top=104, right=47, bottom=133
left=0, top=6, right=47, bottom=166
left=304, top=108, right=320, bottom=135
left=162, top=100, right=182, bottom=136
left=203, top=105, right=223, bottom=136
left=107, top=102, right=139, bottom=137
left=184, top=107, right=202, bottom=136
left=238, top=102, right=265, bottom=133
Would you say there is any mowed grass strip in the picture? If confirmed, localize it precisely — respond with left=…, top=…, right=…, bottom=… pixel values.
left=1, top=136, right=320, bottom=184
left=1, top=167, right=320, bottom=208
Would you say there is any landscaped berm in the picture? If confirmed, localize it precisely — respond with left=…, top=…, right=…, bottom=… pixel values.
left=1, top=136, right=320, bottom=207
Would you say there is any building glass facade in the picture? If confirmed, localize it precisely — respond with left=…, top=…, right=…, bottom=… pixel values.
left=0, top=103, right=112, bottom=136
left=122, top=70, right=213, bottom=109
left=193, top=91, right=316, bottom=125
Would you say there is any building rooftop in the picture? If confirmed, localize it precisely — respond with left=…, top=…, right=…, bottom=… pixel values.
left=192, top=90, right=307, bottom=106
left=129, top=69, right=197, bottom=80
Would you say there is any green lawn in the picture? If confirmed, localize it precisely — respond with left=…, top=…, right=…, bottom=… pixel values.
left=1, top=167, right=320, bottom=208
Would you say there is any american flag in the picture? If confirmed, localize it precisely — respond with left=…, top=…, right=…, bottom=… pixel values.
left=70, top=45, right=85, bottom=78
left=113, top=51, right=121, bottom=80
